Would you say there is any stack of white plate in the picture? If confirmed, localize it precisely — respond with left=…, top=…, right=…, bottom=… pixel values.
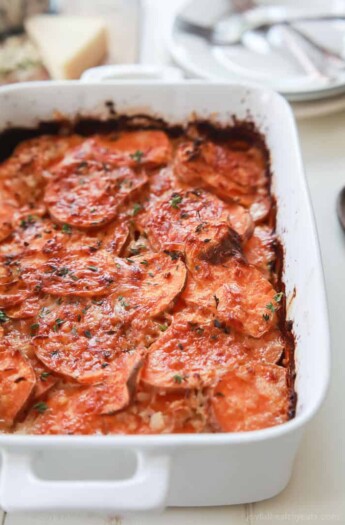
left=168, top=0, right=345, bottom=118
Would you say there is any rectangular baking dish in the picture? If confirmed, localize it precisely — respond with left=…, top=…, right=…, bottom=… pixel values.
left=0, top=81, right=330, bottom=512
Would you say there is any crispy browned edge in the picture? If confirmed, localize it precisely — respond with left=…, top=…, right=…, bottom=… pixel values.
left=0, top=101, right=297, bottom=422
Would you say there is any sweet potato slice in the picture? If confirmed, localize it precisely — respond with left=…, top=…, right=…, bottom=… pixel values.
left=0, top=135, right=83, bottom=182
left=182, top=256, right=235, bottom=312
left=32, top=298, right=125, bottom=383
left=182, top=258, right=280, bottom=338
left=32, top=289, right=158, bottom=383
left=213, top=263, right=279, bottom=338
left=0, top=343, right=36, bottom=429
left=41, top=216, right=130, bottom=257
left=22, top=385, right=131, bottom=434
left=174, top=140, right=268, bottom=204
left=22, top=351, right=145, bottom=434
left=210, top=363, right=289, bottom=431
left=32, top=289, right=148, bottom=388
left=0, top=213, right=129, bottom=259
left=0, top=252, right=43, bottom=308
left=0, top=214, right=76, bottom=257
left=6, top=296, right=41, bottom=319
left=45, top=161, right=147, bottom=228
left=143, top=313, right=285, bottom=391
left=115, top=252, right=187, bottom=318
left=0, top=215, right=55, bottom=256
left=0, top=335, right=57, bottom=401
left=0, top=249, right=119, bottom=305
left=39, top=251, right=186, bottom=322
left=99, top=351, right=145, bottom=413
left=0, top=135, right=81, bottom=212
left=227, top=202, right=254, bottom=240
left=142, top=314, right=244, bottom=390
left=144, top=189, right=253, bottom=251
left=95, top=216, right=129, bottom=255
left=66, top=131, right=172, bottom=168
left=0, top=287, right=31, bottom=309
left=185, top=222, right=245, bottom=266
left=182, top=227, right=280, bottom=339
left=35, top=316, right=143, bottom=384
left=0, top=181, right=43, bottom=245
left=99, top=130, right=172, bottom=167
left=39, top=250, right=119, bottom=297
left=0, top=201, right=18, bottom=242
left=33, top=253, right=186, bottom=382
left=23, top=387, right=204, bottom=435
left=30, top=356, right=58, bottom=400
left=243, top=226, right=276, bottom=279
left=241, top=330, right=285, bottom=364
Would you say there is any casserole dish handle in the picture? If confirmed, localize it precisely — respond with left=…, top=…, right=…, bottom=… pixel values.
left=80, top=64, right=184, bottom=82
left=0, top=449, right=170, bottom=512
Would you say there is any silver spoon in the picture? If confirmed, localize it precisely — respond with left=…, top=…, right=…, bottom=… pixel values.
left=336, top=187, right=345, bottom=231
left=175, top=13, right=345, bottom=47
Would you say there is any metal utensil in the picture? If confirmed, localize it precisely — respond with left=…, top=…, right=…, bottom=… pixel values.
left=175, top=8, right=345, bottom=47
left=336, top=187, right=345, bottom=231
left=288, top=25, right=345, bottom=66
left=268, top=24, right=345, bottom=80
left=175, top=3, right=345, bottom=80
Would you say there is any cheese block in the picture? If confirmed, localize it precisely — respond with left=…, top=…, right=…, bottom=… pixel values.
left=25, top=15, right=108, bottom=80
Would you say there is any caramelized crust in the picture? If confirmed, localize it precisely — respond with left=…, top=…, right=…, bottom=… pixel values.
left=0, top=126, right=293, bottom=435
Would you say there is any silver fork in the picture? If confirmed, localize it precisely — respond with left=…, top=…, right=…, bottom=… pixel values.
left=175, top=0, right=345, bottom=46
left=269, top=24, right=345, bottom=79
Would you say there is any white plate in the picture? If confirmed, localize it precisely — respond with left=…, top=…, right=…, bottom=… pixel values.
left=168, top=0, right=345, bottom=101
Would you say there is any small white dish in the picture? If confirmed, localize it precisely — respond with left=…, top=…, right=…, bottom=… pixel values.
left=81, top=64, right=183, bottom=82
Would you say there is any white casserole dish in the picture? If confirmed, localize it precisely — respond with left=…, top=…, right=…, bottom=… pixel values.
left=0, top=81, right=330, bottom=513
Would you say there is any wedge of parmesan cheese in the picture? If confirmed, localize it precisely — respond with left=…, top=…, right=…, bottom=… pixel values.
left=25, top=15, right=108, bottom=80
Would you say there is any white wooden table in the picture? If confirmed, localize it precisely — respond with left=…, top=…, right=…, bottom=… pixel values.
left=1, top=1, right=345, bottom=523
